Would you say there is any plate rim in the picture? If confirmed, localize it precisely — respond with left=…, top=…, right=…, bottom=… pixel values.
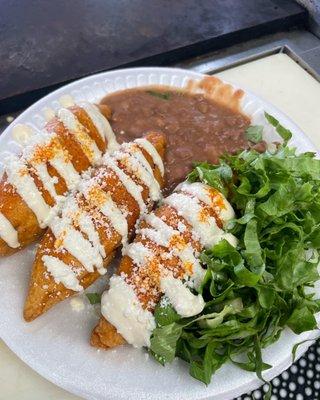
left=0, top=66, right=319, bottom=400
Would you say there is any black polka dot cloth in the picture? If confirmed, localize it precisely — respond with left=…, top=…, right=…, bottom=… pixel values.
left=238, top=340, right=320, bottom=400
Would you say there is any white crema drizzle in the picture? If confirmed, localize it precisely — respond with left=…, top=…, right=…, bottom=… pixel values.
left=79, top=102, right=119, bottom=152
left=4, top=153, right=51, bottom=228
left=160, top=273, right=205, bottom=317
left=12, top=124, right=34, bottom=145
left=178, top=181, right=235, bottom=223
left=80, top=181, right=128, bottom=247
left=142, top=213, right=205, bottom=287
left=57, top=108, right=102, bottom=165
left=135, top=138, right=164, bottom=176
left=101, top=182, right=236, bottom=347
left=50, top=214, right=103, bottom=273
left=0, top=211, right=20, bottom=248
left=42, top=138, right=161, bottom=291
left=1, top=104, right=115, bottom=249
left=28, top=131, right=81, bottom=192
left=164, top=192, right=223, bottom=248
left=43, top=255, right=83, bottom=292
left=117, top=144, right=161, bottom=202
left=62, top=196, right=106, bottom=272
left=123, top=242, right=153, bottom=267
left=101, top=275, right=156, bottom=348
left=103, top=155, right=146, bottom=214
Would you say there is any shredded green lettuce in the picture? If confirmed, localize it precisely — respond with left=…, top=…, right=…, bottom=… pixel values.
left=245, top=125, right=264, bottom=143
left=85, top=292, right=101, bottom=304
left=150, top=114, right=320, bottom=394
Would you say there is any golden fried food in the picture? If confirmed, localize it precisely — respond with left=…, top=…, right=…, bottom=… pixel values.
left=24, top=132, right=166, bottom=321
left=91, top=181, right=236, bottom=349
left=0, top=102, right=117, bottom=256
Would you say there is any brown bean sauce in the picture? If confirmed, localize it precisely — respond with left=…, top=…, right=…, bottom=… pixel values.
left=100, top=86, right=257, bottom=195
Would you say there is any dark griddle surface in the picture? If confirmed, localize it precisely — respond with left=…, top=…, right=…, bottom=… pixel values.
left=0, top=0, right=306, bottom=112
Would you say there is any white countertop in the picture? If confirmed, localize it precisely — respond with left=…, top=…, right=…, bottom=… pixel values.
left=1, top=53, right=320, bottom=400
left=218, top=53, right=320, bottom=149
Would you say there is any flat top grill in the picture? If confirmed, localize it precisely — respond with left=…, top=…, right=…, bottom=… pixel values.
left=0, top=0, right=306, bottom=113
left=1, top=17, right=320, bottom=400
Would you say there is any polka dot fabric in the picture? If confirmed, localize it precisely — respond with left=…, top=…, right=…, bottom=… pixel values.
left=238, top=340, right=320, bottom=400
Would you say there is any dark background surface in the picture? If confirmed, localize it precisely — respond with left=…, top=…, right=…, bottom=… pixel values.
left=0, top=0, right=306, bottom=113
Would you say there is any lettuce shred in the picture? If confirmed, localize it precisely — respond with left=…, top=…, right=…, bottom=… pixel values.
left=150, top=115, right=320, bottom=394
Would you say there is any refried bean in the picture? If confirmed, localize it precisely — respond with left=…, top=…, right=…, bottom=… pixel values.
left=100, top=86, right=257, bottom=195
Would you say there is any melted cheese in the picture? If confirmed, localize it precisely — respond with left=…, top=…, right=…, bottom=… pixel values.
left=0, top=212, right=20, bottom=248
left=101, top=275, right=156, bottom=348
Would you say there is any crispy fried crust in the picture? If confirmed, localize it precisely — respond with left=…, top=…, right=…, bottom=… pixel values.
left=96, top=104, right=112, bottom=126
left=69, top=106, right=106, bottom=153
left=0, top=177, right=43, bottom=256
left=0, top=106, right=111, bottom=257
left=24, top=244, right=115, bottom=322
left=90, top=317, right=125, bottom=349
left=24, top=133, right=166, bottom=321
left=45, top=114, right=92, bottom=173
left=90, top=189, right=209, bottom=350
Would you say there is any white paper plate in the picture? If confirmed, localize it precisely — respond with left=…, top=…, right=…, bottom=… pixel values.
left=0, top=67, right=319, bottom=400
